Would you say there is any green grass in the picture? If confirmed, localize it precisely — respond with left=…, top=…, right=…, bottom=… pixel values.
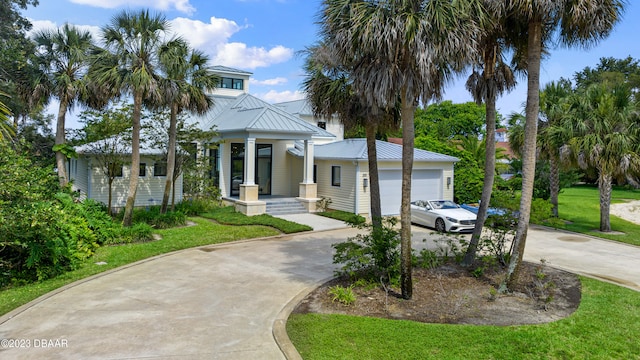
left=317, top=209, right=366, bottom=225
left=201, top=206, right=313, bottom=233
left=0, top=217, right=279, bottom=316
left=551, top=185, right=640, bottom=246
left=287, top=277, right=640, bottom=359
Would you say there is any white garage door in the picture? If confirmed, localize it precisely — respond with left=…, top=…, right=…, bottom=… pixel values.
left=379, top=169, right=442, bottom=215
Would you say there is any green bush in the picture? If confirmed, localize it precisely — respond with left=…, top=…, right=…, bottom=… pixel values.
left=175, top=198, right=219, bottom=216
left=332, top=218, right=400, bottom=284
left=108, top=223, right=154, bottom=245
left=328, top=285, right=356, bottom=306
left=120, top=206, right=187, bottom=229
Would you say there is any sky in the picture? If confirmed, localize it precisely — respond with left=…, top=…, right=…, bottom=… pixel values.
left=21, top=0, right=640, bottom=129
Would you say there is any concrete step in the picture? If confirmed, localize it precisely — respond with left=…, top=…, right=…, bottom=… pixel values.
left=265, top=199, right=307, bottom=215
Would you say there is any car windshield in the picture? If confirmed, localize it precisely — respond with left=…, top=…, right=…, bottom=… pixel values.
left=428, top=200, right=458, bottom=209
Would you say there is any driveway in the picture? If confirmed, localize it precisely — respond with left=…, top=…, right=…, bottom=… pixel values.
left=0, top=217, right=638, bottom=359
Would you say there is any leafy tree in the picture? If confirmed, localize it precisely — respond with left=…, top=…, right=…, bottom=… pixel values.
left=414, top=101, right=487, bottom=140
left=574, top=56, right=640, bottom=98
left=504, top=0, right=625, bottom=289
left=320, top=0, right=482, bottom=299
left=33, top=24, right=95, bottom=186
left=76, top=104, right=135, bottom=213
left=155, top=39, right=218, bottom=213
left=89, top=9, right=169, bottom=226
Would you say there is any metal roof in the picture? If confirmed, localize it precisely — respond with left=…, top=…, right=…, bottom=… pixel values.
left=187, top=93, right=336, bottom=139
left=288, top=138, right=459, bottom=162
left=210, top=65, right=253, bottom=76
left=274, top=99, right=313, bottom=116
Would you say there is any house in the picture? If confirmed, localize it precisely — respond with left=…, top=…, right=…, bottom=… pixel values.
left=71, top=65, right=459, bottom=217
left=69, top=136, right=183, bottom=209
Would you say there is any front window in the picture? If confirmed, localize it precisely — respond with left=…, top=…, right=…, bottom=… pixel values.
left=108, top=162, right=123, bottom=177
left=331, top=166, right=341, bottom=187
left=154, top=161, right=167, bottom=176
left=317, top=121, right=326, bottom=130
left=220, top=77, right=244, bottom=90
left=140, top=163, right=146, bottom=177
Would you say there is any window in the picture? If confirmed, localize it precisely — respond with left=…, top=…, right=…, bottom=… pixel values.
left=154, top=162, right=167, bottom=176
left=209, top=148, right=219, bottom=186
left=220, top=77, right=244, bottom=90
left=317, top=121, right=326, bottom=130
left=140, top=163, right=146, bottom=177
left=331, top=166, right=341, bottom=187
left=313, top=164, right=317, bottom=183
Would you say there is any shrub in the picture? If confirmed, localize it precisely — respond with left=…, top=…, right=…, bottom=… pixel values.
left=332, top=218, right=400, bottom=284
left=120, top=206, right=187, bottom=229
left=174, top=197, right=219, bottom=216
left=108, top=223, right=154, bottom=245
left=328, top=285, right=356, bottom=306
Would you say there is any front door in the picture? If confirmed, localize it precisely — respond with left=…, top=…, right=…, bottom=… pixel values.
left=230, top=143, right=272, bottom=196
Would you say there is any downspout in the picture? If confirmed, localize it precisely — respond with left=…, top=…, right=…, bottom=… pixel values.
left=354, top=160, right=359, bottom=215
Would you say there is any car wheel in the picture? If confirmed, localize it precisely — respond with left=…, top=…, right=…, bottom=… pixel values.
left=435, top=218, right=446, bottom=233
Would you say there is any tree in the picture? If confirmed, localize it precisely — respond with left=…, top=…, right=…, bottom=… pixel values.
left=504, top=0, right=625, bottom=288
left=462, top=0, right=517, bottom=266
left=33, top=24, right=94, bottom=187
left=538, top=79, right=572, bottom=217
left=155, top=39, right=218, bottom=213
left=320, top=0, right=481, bottom=299
left=414, top=101, right=487, bottom=140
left=0, top=92, right=15, bottom=142
left=302, top=42, right=399, bottom=232
left=566, top=83, right=640, bottom=232
left=89, top=9, right=169, bottom=226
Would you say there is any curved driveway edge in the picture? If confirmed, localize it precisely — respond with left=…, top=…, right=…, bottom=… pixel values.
left=0, top=216, right=638, bottom=359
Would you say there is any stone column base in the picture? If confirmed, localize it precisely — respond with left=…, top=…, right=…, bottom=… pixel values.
left=298, top=183, right=317, bottom=199
left=296, top=197, right=320, bottom=213
left=235, top=200, right=266, bottom=216
left=240, top=184, right=259, bottom=202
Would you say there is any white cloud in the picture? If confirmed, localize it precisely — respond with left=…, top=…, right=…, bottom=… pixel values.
left=250, top=77, right=288, bottom=86
left=69, top=0, right=196, bottom=14
left=213, top=43, right=293, bottom=69
left=170, top=17, right=294, bottom=69
left=258, top=90, right=305, bottom=104
left=27, top=19, right=102, bottom=42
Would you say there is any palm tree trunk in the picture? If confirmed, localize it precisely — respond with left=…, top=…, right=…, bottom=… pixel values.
left=549, top=154, right=560, bottom=217
left=400, top=92, right=416, bottom=300
left=55, top=98, right=69, bottom=187
left=505, top=19, right=542, bottom=289
left=161, top=103, right=178, bottom=214
left=463, top=47, right=498, bottom=266
left=365, top=123, right=382, bottom=230
left=122, top=92, right=143, bottom=226
left=598, top=171, right=612, bottom=232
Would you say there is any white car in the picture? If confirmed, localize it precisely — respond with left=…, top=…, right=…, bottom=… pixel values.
left=410, top=200, right=477, bottom=233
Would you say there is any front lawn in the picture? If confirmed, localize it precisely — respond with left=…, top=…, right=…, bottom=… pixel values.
left=0, top=217, right=280, bottom=316
left=553, top=185, right=640, bottom=246
left=287, top=277, right=640, bottom=359
left=201, top=206, right=313, bottom=233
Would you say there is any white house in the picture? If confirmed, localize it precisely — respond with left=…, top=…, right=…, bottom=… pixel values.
left=69, top=137, right=183, bottom=209
left=71, top=65, right=459, bottom=217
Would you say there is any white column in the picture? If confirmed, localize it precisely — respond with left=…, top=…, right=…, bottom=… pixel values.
left=303, top=140, right=314, bottom=184
left=244, top=137, right=256, bottom=185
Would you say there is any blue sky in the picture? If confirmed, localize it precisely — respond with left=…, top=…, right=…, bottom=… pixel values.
left=22, top=0, right=640, bottom=128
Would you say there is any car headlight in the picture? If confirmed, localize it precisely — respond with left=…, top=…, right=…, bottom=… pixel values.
left=445, top=217, right=458, bottom=223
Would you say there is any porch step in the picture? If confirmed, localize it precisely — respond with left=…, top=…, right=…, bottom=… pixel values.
left=265, top=199, right=307, bottom=215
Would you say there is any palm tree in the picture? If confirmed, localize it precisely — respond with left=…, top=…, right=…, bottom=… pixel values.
left=33, top=24, right=94, bottom=187
left=320, top=0, right=482, bottom=299
left=302, top=43, right=398, bottom=231
left=504, top=0, right=625, bottom=288
left=156, top=39, right=219, bottom=214
left=0, top=93, right=15, bottom=142
left=538, top=79, right=572, bottom=217
left=566, top=83, right=640, bottom=232
left=90, top=9, right=169, bottom=226
left=461, top=0, right=516, bottom=266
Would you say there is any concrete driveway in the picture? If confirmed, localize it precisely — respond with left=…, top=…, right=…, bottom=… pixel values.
left=0, top=215, right=638, bottom=359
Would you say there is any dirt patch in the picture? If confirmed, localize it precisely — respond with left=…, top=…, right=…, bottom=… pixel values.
left=293, top=261, right=581, bottom=325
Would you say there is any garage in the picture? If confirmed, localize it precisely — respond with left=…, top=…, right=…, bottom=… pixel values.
left=379, top=169, right=443, bottom=216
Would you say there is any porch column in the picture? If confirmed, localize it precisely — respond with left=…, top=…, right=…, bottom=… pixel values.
left=298, top=139, right=318, bottom=212
left=302, top=140, right=314, bottom=184
left=240, top=137, right=258, bottom=202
